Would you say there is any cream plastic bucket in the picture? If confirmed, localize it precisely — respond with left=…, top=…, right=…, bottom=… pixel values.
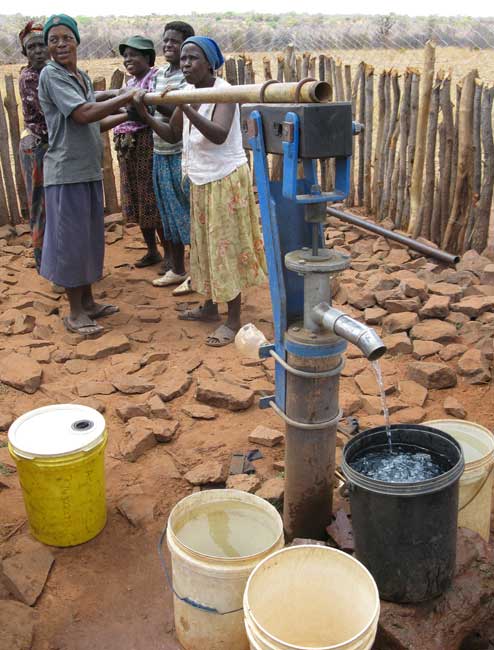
left=8, top=404, right=107, bottom=547
left=166, top=489, right=284, bottom=650
left=426, top=419, right=494, bottom=541
left=243, top=545, right=380, bottom=650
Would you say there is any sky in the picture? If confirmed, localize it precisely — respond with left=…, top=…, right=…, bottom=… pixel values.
left=2, top=0, right=493, bottom=17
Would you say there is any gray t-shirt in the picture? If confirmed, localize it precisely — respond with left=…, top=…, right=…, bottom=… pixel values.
left=152, top=64, right=185, bottom=156
left=38, top=60, right=103, bottom=186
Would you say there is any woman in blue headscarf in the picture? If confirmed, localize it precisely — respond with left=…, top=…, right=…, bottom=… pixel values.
left=134, top=36, right=266, bottom=347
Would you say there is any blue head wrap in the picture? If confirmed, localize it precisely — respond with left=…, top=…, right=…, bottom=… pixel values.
left=181, top=36, right=224, bottom=71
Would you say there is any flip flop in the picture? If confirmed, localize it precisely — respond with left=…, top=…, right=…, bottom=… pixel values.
left=206, top=324, right=238, bottom=347
left=63, top=316, right=103, bottom=337
left=172, top=277, right=193, bottom=296
left=178, top=306, right=221, bottom=322
left=87, top=304, right=120, bottom=319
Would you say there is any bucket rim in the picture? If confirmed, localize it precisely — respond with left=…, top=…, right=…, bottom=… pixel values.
left=341, top=424, right=465, bottom=496
left=8, top=403, right=106, bottom=459
left=243, top=544, right=380, bottom=650
left=425, top=419, right=494, bottom=470
left=167, top=488, right=284, bottom=563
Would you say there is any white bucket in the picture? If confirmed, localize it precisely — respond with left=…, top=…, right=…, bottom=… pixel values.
left=166, top=489, right=284, bottom=650
left=426, top=419, right=494, bottom=541
left=243, top=545, right=380, bottom=650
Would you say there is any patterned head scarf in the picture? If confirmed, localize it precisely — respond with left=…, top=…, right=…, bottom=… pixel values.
left=19, top=21, right=44, bottom=55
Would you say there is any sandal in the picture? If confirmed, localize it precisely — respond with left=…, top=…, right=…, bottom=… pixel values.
left=178, top=305, right=220, bottom=322
left=87, top=304, right=120, bottom=319
left=172, top=277, right=193, bottom=296
left=63, top=316, right=103, bottom=337
left=134, top=251, right=163, bottom=268
left=152, top=270, right=187, bottom=287
left=206, top=324, right=238, bottom=347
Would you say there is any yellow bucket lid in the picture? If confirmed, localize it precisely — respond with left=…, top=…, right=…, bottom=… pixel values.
left=8, top=404, right=106, bottom=459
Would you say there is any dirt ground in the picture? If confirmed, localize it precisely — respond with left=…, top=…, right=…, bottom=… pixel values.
left=1, top=219, right=494, bottom=649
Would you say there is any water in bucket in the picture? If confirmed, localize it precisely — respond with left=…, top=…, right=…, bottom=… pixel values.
left=350, top=447, right=445, bottom=482
left=173, top=499, right=280, bottom=558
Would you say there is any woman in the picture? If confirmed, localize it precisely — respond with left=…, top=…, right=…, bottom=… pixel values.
left=39, top=14, right=138, bottom=336
left=151, top=21, right=194, bottom=291
left=18, top=21, right=49, bottom=273
left=134, top=36, right=266, bottom=347
left=114, top=36, right=165, bottom=268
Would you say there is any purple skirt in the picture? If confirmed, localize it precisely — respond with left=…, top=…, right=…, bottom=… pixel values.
left=40, top=181, right=104, bottom=288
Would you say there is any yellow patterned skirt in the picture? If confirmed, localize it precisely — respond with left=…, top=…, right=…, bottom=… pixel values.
left=189, top=164, right=267, bottom=304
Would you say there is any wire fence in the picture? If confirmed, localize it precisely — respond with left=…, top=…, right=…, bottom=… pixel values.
left=2, top=13, right=494, bottom=73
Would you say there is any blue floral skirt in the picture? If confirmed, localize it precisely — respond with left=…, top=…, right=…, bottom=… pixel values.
left=153, top=152, right=190, bottom=244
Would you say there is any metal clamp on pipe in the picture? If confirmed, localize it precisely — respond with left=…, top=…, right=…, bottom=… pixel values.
left=312, top=302, right=387, bottom=362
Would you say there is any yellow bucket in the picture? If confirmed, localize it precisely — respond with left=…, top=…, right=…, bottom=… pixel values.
left=426, top=419, right=494, bottom=542
left=8, top=404, right=108, bottom=547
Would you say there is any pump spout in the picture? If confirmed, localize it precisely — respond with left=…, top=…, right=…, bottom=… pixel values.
left=312, top=302, right=387, bottom=361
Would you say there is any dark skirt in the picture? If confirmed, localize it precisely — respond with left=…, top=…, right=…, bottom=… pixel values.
left=40, top=181, right=104, bottom=288
left=115, top=128, right=161, bottom=229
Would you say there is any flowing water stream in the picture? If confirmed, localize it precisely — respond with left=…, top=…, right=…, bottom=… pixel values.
left=372, top=359, right=392, bottom=451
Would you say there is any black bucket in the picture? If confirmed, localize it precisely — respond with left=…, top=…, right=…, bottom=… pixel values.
left=341, top=424, right=464, bottom=603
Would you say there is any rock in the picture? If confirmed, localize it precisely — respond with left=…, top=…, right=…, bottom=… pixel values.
left=410, top=320, right=458, bottom=343
left=184, top=461, right=226, bottom=485
left=32, top=298, right=59, bottom=316
left=117, top=494, right=155, bottom=527
left=255, top=478, right=285, bottom=503
left=153, top=420, right=180, bottom=443
left=140, top=350, right=169, bottom=366
left=429, top=282, right=464, bottom=301
left=273, top=459, right=285, bottom=472
left=383, top=297, right=422, bottom=313
left=355, top=369, right=396, bottom=396
left=77, top=380, right=115, bottom=397
left=412, top=340, right=443, bottom=359
left=0, top=600, right=35, bottom=650
left=0, top=546, right=54, bottom=605
left=383, top=312, right=419, bottom=334
left=375, top=287, right=404, bottom=307
left=451, top=296, right=494, bottom=318
left=121, top=417, right=158, bottom=461
left=419, top=295, right=451, bottom=319
left=444, top=396, right=467, bottom=419
left=77, top=397, right=106, bottom=413
left=385, top=249, right=411, bottom=267
left=64, top=359, right=88, bottom=375
left=30, top=347, right=51, bottom=364
left=115, top=402, right=149, bottom=422
left=340, top=391, right=361, bottom=416
left=480, top=263, right=494, bottom=284
left=361, top=395, right=406, bottom=415
left=446, top=312, right=470, bottom=327
left=129, top=329, right=154, bottom=343
left=390, top=406, right=426, bottom=424
left=154, top=368, right=192, bottom=402
left=340, top=357, right=367, bottom=377
left=52, top=347, right=75, bottom=363
left=137, top=310, right=161, bottom=323
left=382, top=332, right=412, bottom=356
left=457, top=349, right=491, bottom=383
left=248, top=425, right=284, bottom=447
left=364, top=307, right=387, bottom=325
left=104, top=212, right=124, bottom=227
left=226, top=474, right=262, bottom=493
left=399, top=277, right=428, bottom=300
left=76, top=332, right=130, bottom=360
left=250, top=379, right=275, bottom=395
left=196, top=378, right=254, bottom=411
left=439, top=343, right=468, bottom=362
left=407, top=362, right=457, bottom=389
left=0, top=410, right=15, bottom=431
left=459, top=321, right=484, bottom=345
left=457, top=248, right=491, bottom=275
left=326, top=509, right=354, bottom=552
left=366, top=273, right=399, bottom=292
left=0, top=352, right=42, bottom=394
left=112, top=376, right=155, bottom=395
left=147, top=394, right=171, bottom=419
left=347, top=289, right=376, bottom=310
left=181, top=404, right=217, bottom=420
left=0, top=309, right=35, bottom=335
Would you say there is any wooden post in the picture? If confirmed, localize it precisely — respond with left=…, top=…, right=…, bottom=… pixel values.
left=284, top=45, right=296, bottom=82
left=277, top=55, right=285, bottom=82
left=396, top=69, right=411, bottom=227
left=110, top=68, right=124, bottom=90
left=245, top=57, right=255, bottom=84
left=403, top=69, right=420, bottom=228
left=421, top=72, right=441, bottom=240
left=471, top=85, right=494, bottom=253
left=357, top=62, right=365, bottom=207
left=262, top=57, right=272, bottom=81
left=309, top=56, right=316, bottom=79
left=409, top=40, right=436, bottom=237
left=225, top=58, right=238, bottom=85
left=449, top=84, right=462, bottom=220
left=381, top=71, right=401, bottom=219
left=443, top=70, right=477, bottom=252
left=295, top=55, right=302, bottom=82
left=335, top=59, right=345, bottom=101
left=439, top=73, right=454, bottom=236
left=237, top=56, right=246, bottom=85
left=93, top=76, right=119, bottom=214
left=318, top=54, right=325, bottom=81
left=373, top=71, right=386, bottom=216
left=0, top=163, right=10, bottom=226
left=364, top=64, right=374, bottom=214
left=4, top=75, right=28, bottom=219
left=0, top=89, right=21, bottom=225
left=302, top=52, right=311, bottom=78
left=324, top=56, right=334, bottom=101
left=345, top=64, right=356, bottom=207
left=465, top=79, right=483, bottom=245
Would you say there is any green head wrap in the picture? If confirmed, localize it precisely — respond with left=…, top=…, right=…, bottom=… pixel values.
left=43, top=14, right=80, bottom=44
left=119, top=35, right=156, bottom=66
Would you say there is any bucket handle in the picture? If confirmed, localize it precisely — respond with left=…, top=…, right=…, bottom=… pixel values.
left=459, top=463, right=494, bottom=513
left=158, top=522, right=243, bottom=616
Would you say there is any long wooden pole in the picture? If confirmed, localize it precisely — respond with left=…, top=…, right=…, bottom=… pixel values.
left=4, top=75, right=28, bottom=219
left=363, top=64, right=374, bottom=214
left=144, top=80, right=331, bottom=106
left=93, top=76, right=119, bottom=214
left=0, top=89, right=21, bottom=225
left=472, top=85, right=494, bottom=253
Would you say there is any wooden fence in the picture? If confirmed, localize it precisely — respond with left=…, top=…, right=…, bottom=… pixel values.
left=0, top=42, right=492, bottom=255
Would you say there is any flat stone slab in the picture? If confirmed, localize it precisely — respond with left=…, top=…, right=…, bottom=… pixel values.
left=196, top=378, right=254, bottom=411
left=76, top=332, right=131, bottom=360
left=248, top=425, right=284, bottom=447
left=185, top=461, right=226, bottom=485
left=0, top=546, right=55, bottom=606
left=0, top=599, right=35, bottom=650
left=0, top=352, right=42, bottom=394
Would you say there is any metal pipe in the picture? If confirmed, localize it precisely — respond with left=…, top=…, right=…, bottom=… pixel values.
left=313, top=303, right=387, bottom=361
left=326, top=206, right=460, bottom=266
left=143, top=80, right=331, bottom=106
